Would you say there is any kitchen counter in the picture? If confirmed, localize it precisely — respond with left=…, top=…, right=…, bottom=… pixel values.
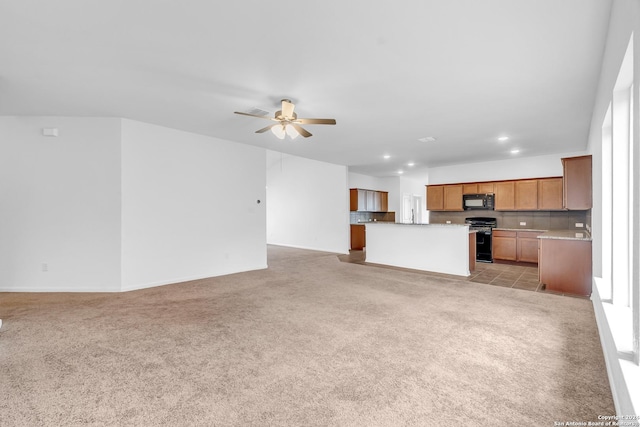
left=538, top=230, right=591, bottom=241
left=494, top=227, right=547, bottom=233
left=493, top=227, right=591, bottom=241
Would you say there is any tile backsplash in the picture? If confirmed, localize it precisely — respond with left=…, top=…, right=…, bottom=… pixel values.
left=350, top=211, right=396, bottom=223
left=429, top=210, right=590, bottom=230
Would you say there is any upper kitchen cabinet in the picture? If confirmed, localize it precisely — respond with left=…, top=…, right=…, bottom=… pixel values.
left=494, top=181, right=515, bottom=210
left=426, top=185, right=444, bottom=210
left=477, top=182, right=495, bottom=194
left=537, top=177, right=564, bottom=210
left=562, top=155, right=592, bottom=210
left=463, top=184, right=478, bottom=194
left=350, top=188, right=389, bottom=212
left=514, top=179, right=538, bottom=210
left=427, top=184, right=462, bottom=211
left=444, top=185, right=463, bottom=211
left=380, top=192, right=388, bottom=212
left=463, top=182, right=494, bottom=194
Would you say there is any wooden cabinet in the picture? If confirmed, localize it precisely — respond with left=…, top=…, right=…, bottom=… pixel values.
left=463, top=184, right=478, bottom=194
left=431, top=178, right=562, bottom=211
left=495, top=179, right=561, bottom=211
left=493, top=230, right=517, bottom=261
left=350, top=224, right=366, bottom=250
left=425, top=184, right=466, bottom=211
left=426, top=185, right=444, bottom=210
left=427, top=184, right=463, bottom=211
left=494, top=181, right=515, bottom=210
left=380, top=192, right=388, bottom=212
left=478, top=182, right=495, bottom=194
left=494, top=230, right=542, bottom=263
left=515, top=180, right=538, bottom=210
left=350, top=189, right=388, bottom=212
left=463, top=182, right=494, bottom=195
left=516, top=231, right=543, bottom=263
left=350, top=189, right=361, bottom=211
left=538, top=178, right=564, bottom=210
left=563, top=155, right=592, bottom=209
left=539, top=238, right=592, bottom=296
left=444, top=185, right=463, bottom=211
left=469, top=231, right=476, bottom=272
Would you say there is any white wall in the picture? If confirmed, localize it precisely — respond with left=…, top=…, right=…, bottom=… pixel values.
left=427, top=151, right=587, bottom=185
left=120, top=120, right=267, bottom=291
left=267, top=151, right=349, bottom=254
left=0, top=117, right=122, bottom=292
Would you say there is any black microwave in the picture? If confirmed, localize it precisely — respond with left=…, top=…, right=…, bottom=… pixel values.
left=463, top=194, right=495, bottom=210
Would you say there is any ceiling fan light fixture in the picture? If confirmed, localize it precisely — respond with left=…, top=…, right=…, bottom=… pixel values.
left=234, top=98, right=335, bottom=140
left=271, top=124, right=286, bottom=139
left=285, top=124, right=299, bottom=139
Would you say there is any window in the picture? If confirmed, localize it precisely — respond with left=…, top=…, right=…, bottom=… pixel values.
left=601, top=34, right=637, bottom=363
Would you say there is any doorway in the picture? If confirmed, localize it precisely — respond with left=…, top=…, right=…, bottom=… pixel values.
left=402, top=193, right=423, bottom=224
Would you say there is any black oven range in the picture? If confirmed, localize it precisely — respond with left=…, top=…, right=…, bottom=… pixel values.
left=465, top=217, right=497, bottom=263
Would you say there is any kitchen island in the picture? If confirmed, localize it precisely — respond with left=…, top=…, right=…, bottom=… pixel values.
left=365, top=223, right=474, bottom=277
left=538, top=230, right=592, bottom=296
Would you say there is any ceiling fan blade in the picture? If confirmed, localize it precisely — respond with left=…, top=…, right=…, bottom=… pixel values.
left=291, top=123, right=312, bottom=138
left=255, top=124, right=277, bottom=133
left=294, top=118, right=336, bottom=125
left=234, top=111, right=274, bottom=120
left=281, top=99, right=295, bottom=119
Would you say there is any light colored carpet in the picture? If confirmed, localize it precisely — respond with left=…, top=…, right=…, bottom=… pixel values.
left=0, top=246, right=614, bottom=426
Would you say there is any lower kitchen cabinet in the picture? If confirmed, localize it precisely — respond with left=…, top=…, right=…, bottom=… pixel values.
left=539, top=238, right=592, bottom=296
left=516, top=231, right=543, bottom=263
left=493, top=230, right=543, bottom=263
left=350, top=224, right=366, bottom=250
left=492, top=230, right=517, bottom=261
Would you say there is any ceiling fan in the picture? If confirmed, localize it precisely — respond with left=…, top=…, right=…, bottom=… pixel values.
left=234, top=99, right=336, bottom=139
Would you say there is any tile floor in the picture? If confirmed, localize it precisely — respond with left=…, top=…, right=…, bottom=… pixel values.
left=338, top=250, right=584, bottom=297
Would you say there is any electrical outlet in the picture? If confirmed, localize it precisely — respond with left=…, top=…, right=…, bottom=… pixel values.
left=575, top=222, right=584, bottom=228
left=42, top=263, right=48, bottom=272
left=519, top=222, right=526, bottom=226
left=446, top=220, right=451, bottom=224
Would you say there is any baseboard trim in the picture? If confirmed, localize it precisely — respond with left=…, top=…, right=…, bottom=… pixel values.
left=121, top=264, right=269, bottom=292
left=267, top=242, right=349, bottom=255
left=0, top=265, right=269, bottom=294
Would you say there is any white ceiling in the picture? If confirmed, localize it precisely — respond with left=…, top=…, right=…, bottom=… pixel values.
left=0, top=1, right=611, bottom=177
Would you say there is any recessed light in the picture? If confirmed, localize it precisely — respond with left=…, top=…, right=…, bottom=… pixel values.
left=398, top=170, right=404, bottom=174
left=418, top=136, right=436, bottom=142
left=383, top=154, right=391, bottom=159
left=498, top=136, right=509, bottom=142
left=407, top=162, right=415, bottom=167
left=510, top=149, right=520, bottom=154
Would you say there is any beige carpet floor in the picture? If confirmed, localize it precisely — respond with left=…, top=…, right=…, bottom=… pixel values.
left=1, top=246, right=614, bottom=426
